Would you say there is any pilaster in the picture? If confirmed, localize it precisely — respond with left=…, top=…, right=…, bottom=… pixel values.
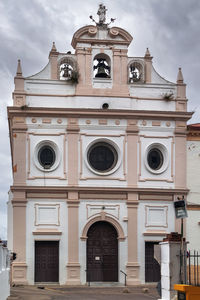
left=126, top=192, right=140, bottom=285
left=12, top=117, right=27, bottom=186
left=12, top=191, right=28, bottom=285
left=174, top=121, right=187, bottom=189
left=126, top=120, right=138, bottom=187
left=67, top=118, right=80, bottom=186
left=112, top=49, right=129, bottom=96
left=66, top=192, right=80, bottom=285
left=75, top=48, right=93, bottom=95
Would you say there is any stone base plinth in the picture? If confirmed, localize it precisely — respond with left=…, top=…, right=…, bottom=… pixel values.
left=126, top=262, right=140, bottom=285
left=66, top=263, right=81, bottom=285
left=12, top=262, right=28, bottom=285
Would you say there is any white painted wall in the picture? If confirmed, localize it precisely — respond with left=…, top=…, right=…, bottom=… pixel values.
left=79, top=200, right=128, bottom=284
left=26, top=117, right=176, bottom=190
left=138, top=125, right=175, bottom=189
left=187, top=141, right=200, bottom=205
left=159, top=241, right=182, bottom=300
left=0, top=244, right=10, bottom=300
left=138, top=201, right=175, bottom=283
left=26, top=93, right=177, bottom=112
left=27, top=62, right=51, bottom=79
left=26, top=199, right=68, bottom=284
left=26, top=126, right=67, bottom=186
left=187, top=210, right=200, bottom=251
left=187, top=140, right=200, bottom=251
left=26, top=198, right=128, bottom=285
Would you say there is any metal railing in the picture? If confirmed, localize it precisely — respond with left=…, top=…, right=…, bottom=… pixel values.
left=120, top=270, right=127, bottom=286
left=181, top=250, right=200, bottom=286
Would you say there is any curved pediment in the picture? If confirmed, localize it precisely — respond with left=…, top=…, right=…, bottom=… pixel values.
left=108, top=27, right=133, bottom=43
left=71, top=25, right=133, bottom=49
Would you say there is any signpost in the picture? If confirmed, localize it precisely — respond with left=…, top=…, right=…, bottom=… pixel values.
left=174, top=197, right=188, bottom=221
left=174, top=196, right=188, bottom=284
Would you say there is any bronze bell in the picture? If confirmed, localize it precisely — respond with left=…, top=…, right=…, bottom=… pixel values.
left=61, top=64, right=71, bottom=78
left=94, top=59, right=110, bottom=78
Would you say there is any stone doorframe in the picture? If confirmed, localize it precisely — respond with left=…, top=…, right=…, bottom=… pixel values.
left=80, top=213, right=126, bottom=241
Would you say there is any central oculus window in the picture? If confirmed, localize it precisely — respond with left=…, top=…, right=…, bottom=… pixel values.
left=147, top=148, right=163, bottom=170
left=87, top=142, right=118, bottom=173
left=38, top=145, right=56, bottom=169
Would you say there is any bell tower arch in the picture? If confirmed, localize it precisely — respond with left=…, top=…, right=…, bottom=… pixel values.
left=71, top=5, right=132, bottom=97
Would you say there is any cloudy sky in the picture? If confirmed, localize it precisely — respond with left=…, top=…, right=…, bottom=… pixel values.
left=0, top=0, right=200, bottom=239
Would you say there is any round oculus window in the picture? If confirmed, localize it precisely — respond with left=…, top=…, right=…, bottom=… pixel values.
left=87, top=142, right=118, bottom=173
left=147, top=148, right=164, bottom=170
left=38, top=145, right=56, bottom=169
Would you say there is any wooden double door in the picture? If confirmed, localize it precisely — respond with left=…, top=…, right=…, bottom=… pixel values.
left=35, top=241, right=59, bottom=282
left=87, top=221, right=118, bottom=282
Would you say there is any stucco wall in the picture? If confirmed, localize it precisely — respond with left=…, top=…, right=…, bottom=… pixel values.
left=0, top=244, right=10, bottom=300
left=187, top=140, right=200, bottom=251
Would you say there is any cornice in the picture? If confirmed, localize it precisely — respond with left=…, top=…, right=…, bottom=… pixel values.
left=10, top=185, right=189, bottom=195
left=7, top=106, right=193, bottom=121
left=187, top=130, right=200, bottom=141
left=187, top=204, right=200, bottom=210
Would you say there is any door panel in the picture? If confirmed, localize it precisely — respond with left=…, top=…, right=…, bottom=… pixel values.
left=87, top=221, right=118, bottom=282
left=35, top=241, right=59, bottom=282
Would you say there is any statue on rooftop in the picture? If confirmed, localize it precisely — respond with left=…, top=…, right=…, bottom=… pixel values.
left=89, top=4, right=115, bottom=26
left=97, top=4, right=107, bottom=24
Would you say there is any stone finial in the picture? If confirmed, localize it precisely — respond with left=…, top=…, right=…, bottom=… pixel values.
left=51, top=42, right=57, bottom=52
left=14, top=59, right=25, bottom=105
left=177, top=67, right=184, bottom=84
left=16, top=59, right=22, bottom=77
left=145, top=48, right=151, bottom=58
left=49, top=42, right=58, bottom=58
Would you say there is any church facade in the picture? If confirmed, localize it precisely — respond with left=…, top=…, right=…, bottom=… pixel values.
left=7, top=6, right=192, bottom=285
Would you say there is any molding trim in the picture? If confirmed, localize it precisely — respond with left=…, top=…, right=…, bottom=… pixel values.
left=81, top=214, right=126, bottom=241
left=7, top=107, right=193, bottom=121
left=143, top=230, right=168, bottom=236
left=10, top=185, right=189, bottom=195
left=32, top=229, right=62, bottom=235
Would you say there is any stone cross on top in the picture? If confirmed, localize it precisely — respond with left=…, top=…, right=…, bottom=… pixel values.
left=90, top=4, right=116, bottom=26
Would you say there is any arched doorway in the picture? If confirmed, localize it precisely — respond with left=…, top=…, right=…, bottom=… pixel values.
left=87, top=221, right=118, bottom=282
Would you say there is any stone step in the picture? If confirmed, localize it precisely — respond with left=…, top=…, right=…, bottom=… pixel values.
left=89, top=282, right=124, bottom=287
left=7, top=295, right=20, bottom=300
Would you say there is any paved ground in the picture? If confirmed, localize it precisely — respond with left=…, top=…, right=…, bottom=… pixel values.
left=9, top=285, right=160, bottom=300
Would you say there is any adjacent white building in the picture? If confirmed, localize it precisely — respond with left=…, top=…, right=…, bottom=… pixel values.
left=7, top=5, right=192, bottom=285
left=0, top=242, right=10, bottom=300
left=187, top=124, right=200, bottom=251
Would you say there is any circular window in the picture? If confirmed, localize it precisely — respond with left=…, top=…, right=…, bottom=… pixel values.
left=145, top=143, right=169, bottom=174
left=87, top=142, right=118, bottom=173
left=147, top=148, right=163, bottom=170
left=34, top=141, right=60, bottom=172
left=38, top=145, right=55, bottom=169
